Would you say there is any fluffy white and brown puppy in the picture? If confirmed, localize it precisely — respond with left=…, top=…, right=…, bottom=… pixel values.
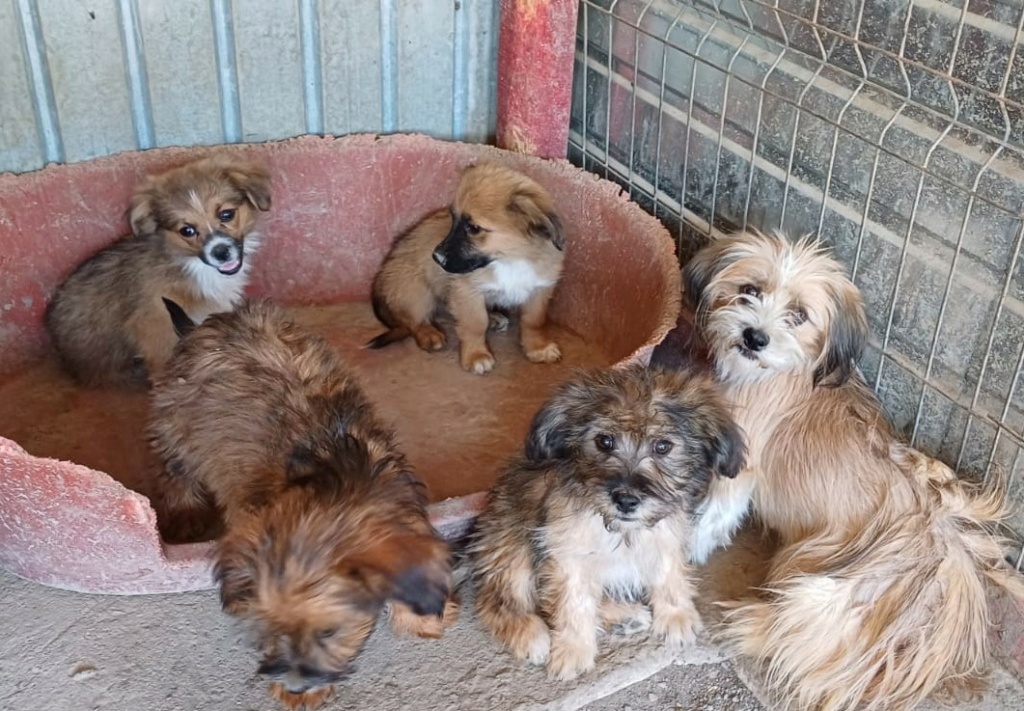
left=45, top=156, right=271, bottom=388
left=367, top=162, right=565, bottom=374
left=684, top=229, right=1024, bottom=711
left=470, top=365, right=744, bottom=680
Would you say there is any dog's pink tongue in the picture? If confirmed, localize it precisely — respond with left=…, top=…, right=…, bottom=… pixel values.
left=219, top=260, right=240, bottom=273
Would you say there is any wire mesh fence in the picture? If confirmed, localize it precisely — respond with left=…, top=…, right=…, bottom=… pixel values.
left=568, top=0, right=1024, bottom=566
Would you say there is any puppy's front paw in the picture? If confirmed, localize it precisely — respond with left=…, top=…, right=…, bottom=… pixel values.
left=268, top=683, right=335, bottom=711
left=388, top=595, right=460, bottom=639
left=547, top=634, right=597, bottom=681
left=653, top=606, right=703, bottom=649
left=501, top=613, right=551, bottom=665
left=461, top=349, right=496, bottom=375
left=524, top=341, right=561, bottom=364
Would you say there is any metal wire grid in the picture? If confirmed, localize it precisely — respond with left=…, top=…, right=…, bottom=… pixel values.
left=567, top=0, right=1024, bottom=565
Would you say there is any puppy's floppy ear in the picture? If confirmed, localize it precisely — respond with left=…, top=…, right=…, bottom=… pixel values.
left=226, top=162, right=272, bottom=212
left=700, top=411, right=746, bottom=479
left=814, top=280, right=868, bottom=387
left=162, top=297, right=197, bottom=339
left=128, top=185, right=158, bottom=237
left=349, top=534, right=451, bottom=617
left=524, top=393, right=572, bottom=462
left=681, top=237, right=740, bottom=309
left=510, top=191, right=565, bottom=251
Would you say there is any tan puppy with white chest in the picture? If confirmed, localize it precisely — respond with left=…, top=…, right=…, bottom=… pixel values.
left=367, top=163, right=565, bottom=374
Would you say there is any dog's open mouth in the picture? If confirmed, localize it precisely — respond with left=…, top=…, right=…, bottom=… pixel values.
left=736, top=343, right=759, bottom=360
left=217, top=259, right=242, bottom=275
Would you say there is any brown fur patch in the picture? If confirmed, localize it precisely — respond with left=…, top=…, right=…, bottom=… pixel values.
left=368, top=163, right=565, bottom=374
left=148, top=300, right=455, bottom=706
left=45, top=156, right=271, bottom=388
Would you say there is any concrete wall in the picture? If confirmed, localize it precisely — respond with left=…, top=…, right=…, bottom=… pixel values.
left=1, top=0, right=500, bottom=175
left=570, top=0, right=1024, bottom=549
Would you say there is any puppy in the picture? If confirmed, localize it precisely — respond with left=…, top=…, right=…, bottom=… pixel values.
left=470, top=365, right=744, bottom=680
left=45, top=156, right=271, bottom=388
left=149, top=300, right=455, bottom=711
left=684, top=230, right=1024, bottom=711
left=367, top=162, right=565, bottom=374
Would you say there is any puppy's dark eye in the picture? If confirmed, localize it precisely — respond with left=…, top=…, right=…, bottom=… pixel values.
left=791, top=306, right=808, bottom=326
left=316, top=628, right=338, bottom=641
left=595, top=434, right=615, bottom=452
left=652, top=439, right=674, bottom=455
left=179, top=225, right=197, bottom=238
left=218, top=208, right=236, bottom=223
left=466, top=222, right=482, bottom=236
left=740, top=284, right=761, bottom=299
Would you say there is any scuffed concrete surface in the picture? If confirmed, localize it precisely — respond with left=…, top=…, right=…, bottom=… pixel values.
left=3, top=560, right=1023, bottom=711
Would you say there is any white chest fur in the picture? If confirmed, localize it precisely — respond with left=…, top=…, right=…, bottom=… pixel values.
left=544, top=512, right=680, bottom=598
left=179, top=257, right=251, bottom=321
left=476, top=258, right=554, bottom=307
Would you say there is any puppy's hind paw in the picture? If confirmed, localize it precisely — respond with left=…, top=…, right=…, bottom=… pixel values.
left=653, top=607, right=703, bottom=649
left=268, top=683, right=335, bottom=711
left=488, top=311, right=510, bottom=332
left=601, top=601, right=652, bottom=637
left=412, top=325, right=446, bottom=352
left=524, top=341, right=561, bottom=364
left=388, top=595, right=460, bottom=639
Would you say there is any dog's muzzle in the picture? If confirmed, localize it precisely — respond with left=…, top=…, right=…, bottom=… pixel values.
left=258, top=659, right=350, bottom=693
left=432, top=216, right=491, bottom=274
left=201, top=232, right=244, bottom=275
left=611, top=490, right=642, bottom=515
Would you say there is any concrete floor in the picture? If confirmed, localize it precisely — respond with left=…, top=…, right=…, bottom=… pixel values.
left=3, top=551, right=1024, bottom=711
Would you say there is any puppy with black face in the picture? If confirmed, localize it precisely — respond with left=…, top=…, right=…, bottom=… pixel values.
left=149, top=300, right=456, bottom=710
left=45, top=155, right=271, bottom=388
left=470, top=365, right=744, bottom=680
left=367, top=162, right=565, bottom=375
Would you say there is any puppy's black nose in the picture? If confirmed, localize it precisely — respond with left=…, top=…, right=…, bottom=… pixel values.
left=432, top=249, right=447, bottom=267
left=612, top=491, right=641, bottom=514
left=742, top=327, right=769, bottom=351
left=211, top=243, right=231, bottom=262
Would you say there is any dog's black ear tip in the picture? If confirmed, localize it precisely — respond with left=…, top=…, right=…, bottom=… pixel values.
left=391, top=566, right=449, bottom=617
left=162, top=298, right=197, bottom=339
left=708, top=421, right=746, bottom=479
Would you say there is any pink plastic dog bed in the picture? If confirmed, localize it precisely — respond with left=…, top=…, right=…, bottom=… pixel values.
left=0, top=134, right=680, bottom=594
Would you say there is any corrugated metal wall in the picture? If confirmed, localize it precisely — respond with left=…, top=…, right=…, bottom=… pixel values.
left=1, top=0, right=500, bottom=175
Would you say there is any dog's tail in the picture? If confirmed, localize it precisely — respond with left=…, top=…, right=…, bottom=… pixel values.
left=364, top=326, right=411, bottom=350
left=162, top=297, right=197, bottom=339
left=720, top=452, right=1024, bottom=711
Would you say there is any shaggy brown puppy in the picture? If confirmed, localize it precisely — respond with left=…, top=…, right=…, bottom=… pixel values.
left=45, top=156, right=271, bottom=388
left=685, top=229, right=1024, bottom=711
left=471, top=365, right=744, bottom=680
left=367, top=162, right=565, bottom=375
left=149, top=300, right=455, bottom=711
